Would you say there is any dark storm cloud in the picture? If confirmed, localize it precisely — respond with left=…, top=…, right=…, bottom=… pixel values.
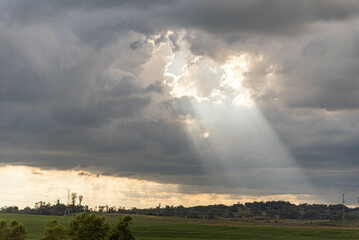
left=0, top=0, right=205, bottom=186
left=0, top=36, right=49, bottom=103
left=3, top=0, right=359, bottom=40
left=277, top=37, right=359, bottom=111
left=52, top=96, right=151, bottom=126
left=144, top=81, right=163, bottom=94
left=164, top=0, right=359, bottom=37
left=256, top=104, right=359, bottom=194
left=1, top=0, right=359, bottom=196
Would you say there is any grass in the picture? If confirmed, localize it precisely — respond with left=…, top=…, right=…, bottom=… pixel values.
left=1, top=213, right=359, bottom=239
left=0, top=213, right=73, bottom=239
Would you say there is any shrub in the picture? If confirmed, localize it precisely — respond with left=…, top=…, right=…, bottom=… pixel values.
left=68, top=213, right=110, bottom=240
left=0, top=221, right=10, bottom=240
left=40, top=219, right=69, bottom=240
left=0, top=220, right=27, bottom=240
left=108, top=216, right=135, bottom=240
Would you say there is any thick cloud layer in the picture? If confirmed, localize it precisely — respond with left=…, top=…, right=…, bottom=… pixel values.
left=1, top=0, right=359, bottom=198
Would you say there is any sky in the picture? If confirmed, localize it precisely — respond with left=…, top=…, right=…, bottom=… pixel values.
left=1, top=0, right=359, bottom=208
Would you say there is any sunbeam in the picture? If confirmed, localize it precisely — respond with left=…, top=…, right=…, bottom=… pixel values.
left=166, top=49, right=321, bottom=203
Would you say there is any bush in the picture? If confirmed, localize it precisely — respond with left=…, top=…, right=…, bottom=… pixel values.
left=0, top=220, right=27, bottom=240
left=0, top=221, right=10, bottom=240
left=40, top=219, right=69, bottom=240
left=68, top=213, right=110, bottom=240
left=108, top=216, right=135, bottom=240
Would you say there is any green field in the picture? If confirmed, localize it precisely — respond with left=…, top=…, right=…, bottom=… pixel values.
left=1, top=213, right=359, bottom=240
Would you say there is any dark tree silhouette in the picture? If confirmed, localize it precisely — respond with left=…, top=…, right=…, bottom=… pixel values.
left=108, top=216, right=135, bottom=240
left=68, top=212, right=110, bottom=240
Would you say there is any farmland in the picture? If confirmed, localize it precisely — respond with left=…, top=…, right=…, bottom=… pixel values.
left=1, top=213, right=359, bottom=240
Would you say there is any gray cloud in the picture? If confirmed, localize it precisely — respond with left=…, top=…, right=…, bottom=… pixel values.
left=1, top=0, right=359, bottom=198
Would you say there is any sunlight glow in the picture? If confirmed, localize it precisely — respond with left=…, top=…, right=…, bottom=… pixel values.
left=220, top=55, right=254, bottom=108
left=221, top=55, right=249, bottom=90
left=202, top=131, right=210, bottom=138
left=165, top=56, right=203, bottom=99
left=165, top=46, right=255, bottom=108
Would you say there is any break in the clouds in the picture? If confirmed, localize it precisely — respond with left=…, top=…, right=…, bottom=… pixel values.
left=1, top=0, right=359, bottom=204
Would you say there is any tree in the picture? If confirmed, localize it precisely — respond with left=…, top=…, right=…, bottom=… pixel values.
left=40, top=219, right=69, bottom=240
left=78, top=195, right=83, bottom=206
left=0, top=221, right=10, bottom=240
left=68, top=212, right=110, bottom=240
left=2, top=220, right=27, bottom=240
left=108, top=216, right=135, bottom=240
left=71, top=193, right=77, bottom=206
left=78, top=195, right=84, bottom=213
left=98, top=206, right=105, bottom=213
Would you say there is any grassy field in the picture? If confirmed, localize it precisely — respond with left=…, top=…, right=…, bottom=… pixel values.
left=1, top=213, right=359, bottom=239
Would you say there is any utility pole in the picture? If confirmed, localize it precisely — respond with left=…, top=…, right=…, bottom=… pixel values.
left=342, top=194, right=345, bottom=225
left=65, top=189, right=72, bottom=216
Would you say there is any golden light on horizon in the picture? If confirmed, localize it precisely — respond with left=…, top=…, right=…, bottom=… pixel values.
left=0, top=165, right=322, bottom=209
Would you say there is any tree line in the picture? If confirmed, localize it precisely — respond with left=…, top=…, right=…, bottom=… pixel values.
left=0, top=213, right=135, bottom=240
left=1, top=198, right=358, bottom=220
left=1, top=192, right=87, bottom=216
left=119, top=201, right=356, bottom=221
